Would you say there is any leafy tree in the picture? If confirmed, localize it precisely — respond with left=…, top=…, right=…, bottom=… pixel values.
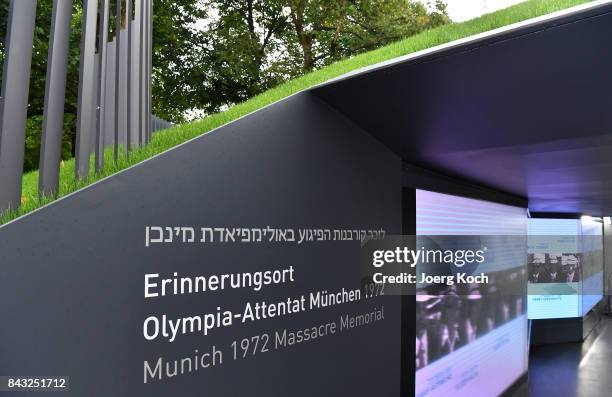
left=151, top=0, right=209, bottom=122
left=285, top=0, right=450, bottom=72
left=196, top=0, right=292, bottom=114
left=194, top=0, right=450, bottom=114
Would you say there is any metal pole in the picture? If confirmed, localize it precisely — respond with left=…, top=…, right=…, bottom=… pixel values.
left=143, top=0, right=151, bottom=143
left=126, top=0, right=133, bottom=154
left=148, top=0, right=153, bottom=143
left=133, top=0, right=142, bottom=147
left=114, top=0, right=122, bottom=160
left=95, top=0, right=110, bottom=172
left=145, top=0, right=150, bottom=144
left=143, top=0, right=150, bottom=142
left=104, top=38, right=116, bottom=150
left=0, top=0, right=37, bottom=213
left=139, top=0, right=145, bottom=147
left=75, top=0, right=99, bottom=180
left=119, top=23, right=128, bottom=152
left=90, top=53, right=100, bottom=157
left=39, top=0, right=73, bottom=198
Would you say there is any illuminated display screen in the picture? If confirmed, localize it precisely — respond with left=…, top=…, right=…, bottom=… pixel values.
left=527, top=218, right=603, bottom=320
left=415, top=190, right=528, bottom=397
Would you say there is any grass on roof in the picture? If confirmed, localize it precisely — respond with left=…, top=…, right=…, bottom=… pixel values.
left=1, top=0, right=591, bottom=226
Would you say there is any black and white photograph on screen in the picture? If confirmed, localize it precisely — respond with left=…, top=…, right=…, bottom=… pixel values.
left=415, top=267, right=525, bottom=370
left=528, top=253, right=582, bottom=284
left=562, top=253, right=581, bottom=282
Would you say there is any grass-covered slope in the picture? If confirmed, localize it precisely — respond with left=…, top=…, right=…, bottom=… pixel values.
left=3, top=0, right=591, bottom=225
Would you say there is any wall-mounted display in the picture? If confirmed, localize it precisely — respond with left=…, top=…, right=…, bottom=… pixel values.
left=527, top=218, right=603, bottom=320
left=415, top=190, right=528, bottom=397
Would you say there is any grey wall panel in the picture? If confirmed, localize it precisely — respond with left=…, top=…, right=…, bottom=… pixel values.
left=39, top=0, right=73, bottom=198
left=105, top=39, right=117, bottom=150
left=0, top=0, right=37, bottom=212
left=0, top=93, right=402, bottom=396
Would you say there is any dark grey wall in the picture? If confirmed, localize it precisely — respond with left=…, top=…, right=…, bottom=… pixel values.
left=0, top=93, right=402, bottom=396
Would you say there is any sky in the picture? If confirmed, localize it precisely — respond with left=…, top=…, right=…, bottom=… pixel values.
left=440, top=0, right=528, bottom=22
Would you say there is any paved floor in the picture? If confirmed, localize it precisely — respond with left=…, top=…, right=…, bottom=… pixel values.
left=529, top=316, right=612, bottom=397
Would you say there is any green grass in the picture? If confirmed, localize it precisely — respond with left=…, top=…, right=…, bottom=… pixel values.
left=2, top=0, right=591, bottom=226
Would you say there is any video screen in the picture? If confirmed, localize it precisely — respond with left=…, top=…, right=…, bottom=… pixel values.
left=527, top=218, right=603, bottom=320
left=416, top=267, right=525, bottom=369
left=415, top=190, right=528, bottom=397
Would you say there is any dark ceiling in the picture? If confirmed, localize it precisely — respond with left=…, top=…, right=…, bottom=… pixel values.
left=313, top=2, right=612, bottom=216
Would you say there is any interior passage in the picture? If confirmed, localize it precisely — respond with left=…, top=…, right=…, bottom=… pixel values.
left=529, top=315, right=612, bottom=397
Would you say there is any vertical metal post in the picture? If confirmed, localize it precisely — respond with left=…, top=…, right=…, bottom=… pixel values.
left=118, top=23, right=128, bottom=151
left=126, top=0, right=133, bottom=154
left=143, top=0, right=149, bottom=143
left=90, top=53, right=100, bottom=156
left=148, top=0, right=153, bottom=143
left=129, top=0, right=141, bottom=148
left=95, top=0, right=110, bottom=172
left=139, top=0, right=145, bottom=147
left=104, top=38, right=116, bottom=150
left=0, top=0, right=37, bottom=213
left=114, top=0, right=122, bottom=160
left=145, top=0, right=150, bottom=144
left=142, top=0, right=150, bottom=143
left=75, top=0, right=99, bottom=180
left=39, top=0, right=73, bottom=198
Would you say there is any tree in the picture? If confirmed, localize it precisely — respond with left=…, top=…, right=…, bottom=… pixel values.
left=196, top=0, right=450, bottom=114
left=151, top=0, right=209, bottom=122
left=192, top=0, right=292, bottom=114
left=285, top=0, right=450, bottom=72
